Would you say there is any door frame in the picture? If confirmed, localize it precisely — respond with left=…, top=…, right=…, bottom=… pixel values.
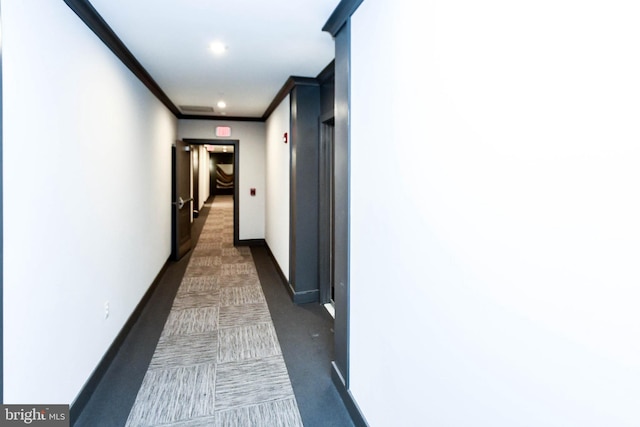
left=318, top=112, right=335, bottom=304
left=171, top=140, right=193, bottom=260
left=191, top=145, right=200, bottom=217
left=183, top=139, right=240, bottom=246
left=331, top=17, right=352, bottom=394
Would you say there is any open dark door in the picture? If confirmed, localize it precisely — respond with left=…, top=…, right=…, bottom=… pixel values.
left=172, top=140, right=192, bottom=260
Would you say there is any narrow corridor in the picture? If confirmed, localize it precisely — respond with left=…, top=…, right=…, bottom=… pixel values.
left=125, top=195, right=303, bottom=426
left=74, top=195, right=353, bottom=426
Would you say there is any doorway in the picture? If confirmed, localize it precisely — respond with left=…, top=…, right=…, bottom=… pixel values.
left=210, top=150, right=235, bottom=197
left=183, top=139, right=240, bottom=246
left=191, top=145, right=200, bottom=218
left=171, top=140, right=193, bottom=260
left=319, top=114, right=336, bottom=306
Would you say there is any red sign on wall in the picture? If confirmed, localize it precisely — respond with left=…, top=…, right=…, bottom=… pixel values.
left=216, top=126, right=231, bottom=137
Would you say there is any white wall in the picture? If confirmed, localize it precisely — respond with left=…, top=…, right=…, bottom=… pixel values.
left=189, top=144, right=211, bottom=215
left=264, top=97, right=290, bottom=279
left=198, top=145, right=210, bottom=210
left=178, top=119, right=265, bottom=240
left=349, top=1, right=640, bottom=426
left=2, top=0, right=177, bottom=404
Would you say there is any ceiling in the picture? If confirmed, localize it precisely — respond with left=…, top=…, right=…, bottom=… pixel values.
left=87, top=0, right=339, bottom=119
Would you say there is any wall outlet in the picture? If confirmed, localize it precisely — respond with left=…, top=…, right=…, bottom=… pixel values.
left=104, top=301, right=110, bottom=319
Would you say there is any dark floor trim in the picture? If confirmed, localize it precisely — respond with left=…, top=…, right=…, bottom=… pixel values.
left=69, top=259, right=170, bottom=424
left=252, top=245, right=355, bottom=426
left=237, top=238, right=266, bottom=247
left=331, top=363, right=369, bottom=427
left=263, top=243, right=319, bottom=305
left=292, top=289, right=320, bottom=305
left=72, top=198, right=214, bottom=426
left=264, top=243, right=293, bottom=298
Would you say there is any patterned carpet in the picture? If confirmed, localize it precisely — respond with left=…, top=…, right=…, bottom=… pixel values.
left=125, top=196, right=303, bottom=426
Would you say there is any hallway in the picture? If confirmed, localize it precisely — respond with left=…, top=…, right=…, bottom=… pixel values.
left=126, top=195, right=304, bottom=425
left=4, top=1, right=640, bottom=425
left=75, top=195, right=353, bottom=426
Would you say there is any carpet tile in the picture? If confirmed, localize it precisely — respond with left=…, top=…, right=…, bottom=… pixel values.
left=218, top=303, right=272, bottom=329
left=149, top=332, right=219, bottom=369
left=125, top=196, right=302, bottom=426
left=219, top=286, right=265, bottom=306
left=214, top=356, right=296, bottom=411
left=217, top=323, right=280, bottom=363
left=215, top=398, right=304, bottom=427
left=125, top=363, right=216, bottom=426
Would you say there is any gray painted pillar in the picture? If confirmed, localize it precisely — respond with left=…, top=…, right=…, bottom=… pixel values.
left=332, top=20, right=351, bottom=387
left=289, top=83, right=321, bottom=303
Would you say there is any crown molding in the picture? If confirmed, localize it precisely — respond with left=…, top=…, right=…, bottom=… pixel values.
left=64, top=0, right=182, bottom=117
left=322, top=0, right=364, bottom=37
left=65, top=0, right=335, bottom=123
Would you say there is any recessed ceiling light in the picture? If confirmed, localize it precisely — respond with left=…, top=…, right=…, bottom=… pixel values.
left=209, top=41, right=227, bottom=55
left=217, top=100, right=227, bottom=109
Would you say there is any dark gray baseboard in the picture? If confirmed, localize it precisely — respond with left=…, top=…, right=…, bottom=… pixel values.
left=72, top=197, right=214, bottom=426
left=263, top=243, right=292, bottom=297
left=292, top=288, right=320, bottom=304
left=237, top=238, right=266, bottom=246
left=69, top=259, right=170, bottom=424
left=263, top=243, right=319, bottom=305
left=331, top=362, right=368, bottom=427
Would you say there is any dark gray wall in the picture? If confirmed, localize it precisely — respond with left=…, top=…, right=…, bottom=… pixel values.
left=320, top=66, right=335, bottom=119
left=318, top=63, right=336, bottom=304
left=332, top=19, right=351, bottom=389
left=325, top=6, right=367, bottom=424
left=289, top=83, right=321, bottom=303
